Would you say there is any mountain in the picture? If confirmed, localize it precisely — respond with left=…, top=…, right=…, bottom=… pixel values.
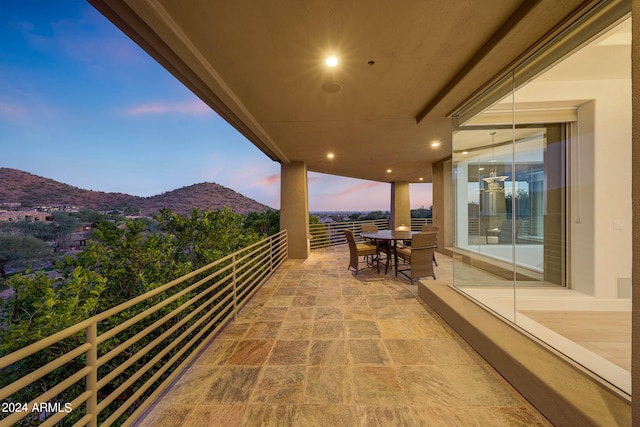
left=0, top=168, right=271, bottom=215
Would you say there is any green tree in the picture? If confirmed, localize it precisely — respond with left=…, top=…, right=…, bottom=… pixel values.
left=0, top=208, right=266, bottom=425
left=0, top=234, right=52, bottom=279
left=243, top=209, right=280, bottom=236
left=411, top=205, right=432, bottom=218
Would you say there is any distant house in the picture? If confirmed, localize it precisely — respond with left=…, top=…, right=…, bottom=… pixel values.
left=0, top=210, right=54, bottom=222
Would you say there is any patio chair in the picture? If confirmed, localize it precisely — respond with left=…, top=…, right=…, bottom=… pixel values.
left=344, top=230, right=379, bottom=274
left=420, top=224, right=440, bottom=266
left=395, top=232, right=437, bottom=284
left=360, top=224, right=392, bottom=274
left=486, top=219, right=521, bottom=244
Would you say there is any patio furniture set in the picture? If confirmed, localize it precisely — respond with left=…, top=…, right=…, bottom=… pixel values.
left=344, top=224, right=439, bottom=284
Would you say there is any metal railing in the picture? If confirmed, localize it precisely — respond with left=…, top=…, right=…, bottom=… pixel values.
left=309, top=218, right=432, bottom=249
left=0, top=230, right=288, bottom=427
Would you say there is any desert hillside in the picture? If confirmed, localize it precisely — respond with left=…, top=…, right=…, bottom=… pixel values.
left=0, top=168, right=271, bottom=215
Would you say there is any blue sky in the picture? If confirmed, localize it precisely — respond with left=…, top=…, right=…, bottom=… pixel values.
left=0, top=1, right=432, bottom=211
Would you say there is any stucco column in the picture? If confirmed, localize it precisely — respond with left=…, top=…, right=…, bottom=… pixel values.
left=433, top=158, right=453, bottom=254
left=631, top=2, right=639, bottom=424
left=390, top=181, right=411, bottom=230
left=280, top=161, right=310, bottom=259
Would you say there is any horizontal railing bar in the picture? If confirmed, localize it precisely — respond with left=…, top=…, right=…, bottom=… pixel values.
left=99, top=308, right=219, bottom=426
left=235, top=255, right=268, bottom=284
left=72, top=411, right=93, bottom=427
left=98, top=277, right=232, bottom=367
left=97, top=300, right=214, bottom=412
left=96, top=265, right=227, bottom=344
left=40, top=389, right=92, bottom=427
left=106, top=308, right=224, bottom=427
left=97, top=289, right=228, bottom=389
left=0, top=342, right=91, bottom=401
left=0, top=367, right=92, bottom=427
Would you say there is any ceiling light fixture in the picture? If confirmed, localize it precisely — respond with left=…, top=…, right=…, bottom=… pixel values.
left=327, top=152, right=335, bottom=159
left=431, top=141, right=441, bottom=148
left=482, top=132, right=508, bottom=193
left=325, top=56, right=339, bottom=67
left=386, top=169, right=392, bottom=173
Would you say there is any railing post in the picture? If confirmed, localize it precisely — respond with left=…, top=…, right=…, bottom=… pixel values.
left=86, top=322, right=98, bottom=427
left=269, top=236, right=274, bottom=273
left=232, top=254, right=237, bottom=320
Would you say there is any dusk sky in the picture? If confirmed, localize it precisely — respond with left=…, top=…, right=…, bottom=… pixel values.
left=0, top=1, right=432, bottom=212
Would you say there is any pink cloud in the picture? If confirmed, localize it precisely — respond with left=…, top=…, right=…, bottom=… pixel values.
left=257, top=174, right=280, bottom=186
left=335, top=181, right=384, bottom=197
left=122, top=100, right=213, bottom=116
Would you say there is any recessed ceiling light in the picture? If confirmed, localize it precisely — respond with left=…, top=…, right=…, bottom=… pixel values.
left=479, top=167, right=485, bottom=171
left=327, top=152, right=335, bottom=159
left=386, top=169, right=392, bottom=173
left=462, top=151, right=468, bottom=155
left=325, top=56, right=339, bottom=67
left=431, top=141, right=441, bottom=148
left=419, top=177, right=424, bottom=181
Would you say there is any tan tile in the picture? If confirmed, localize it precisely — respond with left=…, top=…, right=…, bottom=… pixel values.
left=343, top=306, right=376, bottom=320
left=285, top=306, right=315, bottom=321
left=273, top=287, right=296, bottom=296
left=292, top=295, right=317, bottom=307
left=343, top=294, right=369, bottom=306
left=250, top=366, right=305, bottom=404
left=297, top=404, right=358, bottom=425
left=257, top=307, right=288, bottom=321
left=349, top=339, right=392, bottom=365
left=355, top=406, right=418, bottom=426
left=194, top=339, right=238, bottom=366
left=351, top=366, right=404, bottom=405
left=304, top=366, right=353, bottom=404
left=309, top=339, right=348, bottom=365
left=345, top=320, right=381, bottom=338
left=226, top=340, right=274, bottom=365
left=396, top=365, right=461, bottom=406
left=267, top=340, right=309, bottom=365
left=384, top=339, right=430, bottom=365
left=315, top=306, right=343, bottom=320
left=277, top=321, right=313, bottom=339
left=294, top=287, right=318, bottom=296
left=135, top=403, right=194, bottom=427
left=183, top=405, right=246, bottom=427
left=216, top=321, right=250, bottom=339
left=422, top=337, right=476, bottom=365
left=312, top=320, right=345, bottom=339
left=316, top=295, right=342, bottom=306
left=243, top=405, right=301, bottom=426
left=203, top=366, right=261, bottom=403
left=264, top=295, right=294, bottom=307
left=245, top=321, right=281, bottom=339
left=377, top=319, right=427, bottom=339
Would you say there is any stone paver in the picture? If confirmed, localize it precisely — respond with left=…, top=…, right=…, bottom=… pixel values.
left=135, top=246, right=550, bottom=426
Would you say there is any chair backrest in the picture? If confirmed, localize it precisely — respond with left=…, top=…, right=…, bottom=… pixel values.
left=361, top=224, right=378, bottom=233
left=412, top=232, right=437, bottom=249
left=421, top=224, right=439, bottom=233
left=344, top=229, right=356, bottom=244
left=408, top=232, right=436, bottom=279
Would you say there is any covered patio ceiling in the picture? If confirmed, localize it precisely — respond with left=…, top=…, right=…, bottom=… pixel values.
left=89, top=0, right=589, bottom=184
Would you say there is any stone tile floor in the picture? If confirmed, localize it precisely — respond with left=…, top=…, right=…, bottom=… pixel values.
left=135, top=246, right=550, bottom=426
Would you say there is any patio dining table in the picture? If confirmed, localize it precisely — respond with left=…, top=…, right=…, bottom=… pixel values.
left=361, top=229, right=418, bottom=273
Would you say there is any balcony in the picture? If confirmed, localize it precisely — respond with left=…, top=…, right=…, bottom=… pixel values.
left=132, top=245, right=548, bottom=426
left=0, top=227, right=550, bottom=426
